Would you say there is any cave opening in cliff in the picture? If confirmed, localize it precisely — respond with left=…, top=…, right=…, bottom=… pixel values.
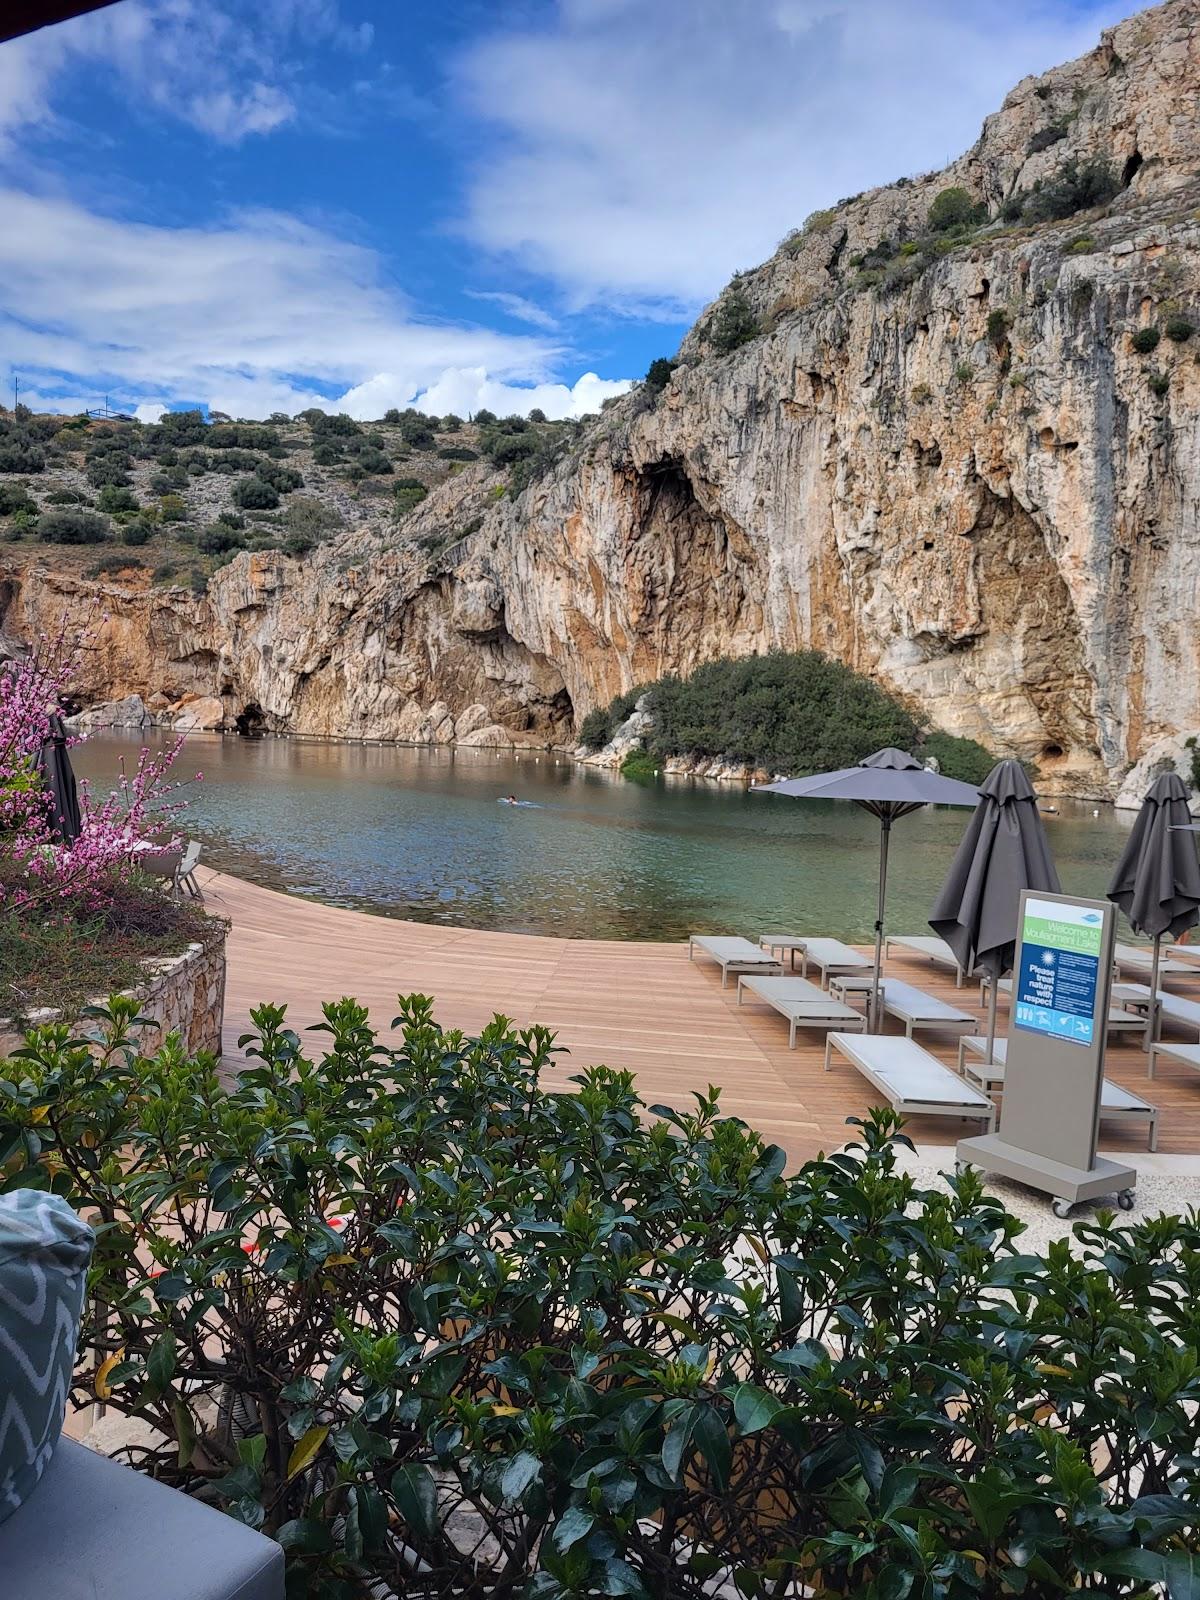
left=235, top=702, right=266, bottom=738
left=1121, top=150, right=1143, bottom=187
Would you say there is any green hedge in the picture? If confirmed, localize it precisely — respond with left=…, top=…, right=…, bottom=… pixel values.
left=4, top=998, right=1199, bottom=1598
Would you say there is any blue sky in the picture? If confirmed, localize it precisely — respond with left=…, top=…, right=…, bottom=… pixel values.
left=0, top=0, right=1137, bottom=421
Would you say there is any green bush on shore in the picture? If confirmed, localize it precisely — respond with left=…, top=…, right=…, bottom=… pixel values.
left=577, top=653, right=1006, bottom=780
left=4, top=996, right=1199, bottom=1597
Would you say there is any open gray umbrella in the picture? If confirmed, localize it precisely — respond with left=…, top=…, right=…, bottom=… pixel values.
left=756, top=748, right=980, bottom=1028
left=929, top=760, right=1061, bottom=1063
left=1107, top=771, right=1200, bottom=1052
left=35, top=713, right=82, bottom=843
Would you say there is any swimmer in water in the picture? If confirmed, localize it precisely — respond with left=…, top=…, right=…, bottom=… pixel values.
left=505, top=794, right=519, bottom=804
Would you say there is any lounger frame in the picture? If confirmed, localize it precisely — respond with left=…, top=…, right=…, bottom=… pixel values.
left=798, top=940, right=872, bottom=986
left=688, top=936, right=783, bottom=988
left=884, top=935, right=965, bottom=986
left=956, top=1037, right=1158, bottom=1149
left=823, top=1031, right=995, bottom=1129
left=877, top=978, right=978, bottom=1040
left=738, top=975, right=866, bottom=1048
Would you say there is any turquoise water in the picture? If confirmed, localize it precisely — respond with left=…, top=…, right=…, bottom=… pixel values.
left=73, top=733, right=1137, bottom=943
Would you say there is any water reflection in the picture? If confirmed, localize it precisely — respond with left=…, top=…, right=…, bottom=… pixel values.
left=72, top=733, right=1137, bottom=943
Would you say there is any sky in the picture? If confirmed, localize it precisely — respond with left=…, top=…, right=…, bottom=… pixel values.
left=0, top=0, right=1139, bottom=422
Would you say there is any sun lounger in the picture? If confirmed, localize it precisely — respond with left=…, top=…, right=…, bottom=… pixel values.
left=757, top=934, right=810, bottom=970
left=797, top=938, right=872, bottom=986
left=877, top=978, right=978, bottom=1039
left=823, top=1032, right=995, bottom=1129
left=1115, top=983, right=1200, bottom=1042
left=737, top=975, right=866, bottom=1047
left=688, top=935, right=783, bottom=988
left=1112, top=943, right=1193, bottom=979
left=1149, top=1039, right=1200, bottom=1080
left=956, top=1036, right=1158, bottom=1148
left=884, top=934, right=965, bottom=985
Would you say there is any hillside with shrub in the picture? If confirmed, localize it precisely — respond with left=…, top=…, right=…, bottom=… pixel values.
left=0, top=403, right=587, bottom=594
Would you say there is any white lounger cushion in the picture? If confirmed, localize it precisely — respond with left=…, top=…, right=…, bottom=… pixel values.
left=690, top=936, right=776, bottom=961
left=879, top=979, right=974, bottom=1025
left=1151, top=1040, right=1200, bottom=1072
left=886, top=936, right=960, bottom=964
left=801, top=939, right=871, bottom=971
left=748, top=972, right=838, bottom=998
left=1113, top=943, right=1192, bottom=976
left=1116, top=984, right=1200, bottom=1027
left=826, top=1032, right=994, bottom=1118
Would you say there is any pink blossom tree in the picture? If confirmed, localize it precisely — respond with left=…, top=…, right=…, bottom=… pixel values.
left=0, top=623, right=194, bottom=911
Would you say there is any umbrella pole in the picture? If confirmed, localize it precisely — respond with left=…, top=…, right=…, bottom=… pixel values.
left=871, top=818, right=890, bottom=1032
left=986, top=979, right=999, bottom=1066
left=1145, top=934, right=1162, bottom=1061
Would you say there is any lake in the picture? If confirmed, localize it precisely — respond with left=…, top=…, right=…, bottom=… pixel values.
left=73, top=733, right=1137, bottom=943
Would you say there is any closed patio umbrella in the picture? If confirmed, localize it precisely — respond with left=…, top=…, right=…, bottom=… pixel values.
left=755, top=748, right=979, bottom=1028
left=929, top=760, right=1061, bottom=1063
left=1107, top=771, right=1200, bottom=1053
left=35, top=712, right=82, bottom=844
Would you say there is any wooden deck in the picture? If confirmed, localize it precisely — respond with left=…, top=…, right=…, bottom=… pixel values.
left=206, top=873, right=1200, bottom=1164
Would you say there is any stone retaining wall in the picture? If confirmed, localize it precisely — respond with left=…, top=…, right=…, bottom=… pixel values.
left=1, top=925, right=227, bottom=1059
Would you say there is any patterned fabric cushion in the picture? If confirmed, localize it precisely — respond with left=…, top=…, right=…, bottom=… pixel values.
left=0, top=1191, right=94, bottom=1524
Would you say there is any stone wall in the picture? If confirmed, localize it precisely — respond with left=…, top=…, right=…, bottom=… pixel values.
left=0, top=924, right=227, bottom=1059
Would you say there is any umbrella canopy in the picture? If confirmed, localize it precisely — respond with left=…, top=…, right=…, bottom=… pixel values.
left=929, top=760, right=1061, bottom=1060
left=1107, top=772, right=1200, bottom=1051
left=756, top=748, right=980, bottom=1027
left=1108, top=772, right=1200, bottom=939
left=35, top=713, right=82, bottom=844
left=759, top=746, right=981, bottom=816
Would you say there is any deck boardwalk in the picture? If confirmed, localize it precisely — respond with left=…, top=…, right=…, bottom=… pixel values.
left=206, top=873, right=1200, bottom=1164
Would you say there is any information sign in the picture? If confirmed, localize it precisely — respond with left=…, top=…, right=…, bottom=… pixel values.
left=1013, top=896, right=1103, bottom=1047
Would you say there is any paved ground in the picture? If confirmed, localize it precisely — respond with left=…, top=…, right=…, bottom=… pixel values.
left=204, top=872, right=1200, bottom=1200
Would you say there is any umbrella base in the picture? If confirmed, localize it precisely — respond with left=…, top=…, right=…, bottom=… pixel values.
left=956, top=1134, right=1136, bottom=1213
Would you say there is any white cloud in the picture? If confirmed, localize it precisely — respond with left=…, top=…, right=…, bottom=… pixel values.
left=455, top=0, right=1138, bottom=309
left=0, top=189, right=629, bottom=420
left=464, top=290, right=560, bottom=332
left=411, top=367, right=630, bottom=421
left=0, top=0, right=380, bottom=149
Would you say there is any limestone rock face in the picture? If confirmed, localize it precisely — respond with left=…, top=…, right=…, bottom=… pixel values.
left=8, top=2, right=1200, bottom=798
left=68, top=694, right=151, bottom=731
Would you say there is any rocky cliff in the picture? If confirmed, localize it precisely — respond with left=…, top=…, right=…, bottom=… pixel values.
left=7, top=0, right=1200, bottom=797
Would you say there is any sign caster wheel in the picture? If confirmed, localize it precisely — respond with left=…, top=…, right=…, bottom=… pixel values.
left=1117, top=1189, right=1136, bottom=1212
left=1052, top=1198, right=1073, bottom=1221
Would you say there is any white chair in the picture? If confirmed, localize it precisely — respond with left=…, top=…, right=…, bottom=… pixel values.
left=176, top=839, right=203, bottom=898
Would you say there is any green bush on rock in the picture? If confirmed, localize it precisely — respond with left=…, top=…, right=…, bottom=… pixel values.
left=3, top=996, right=1199, bottom=1598
left=578, top=655, right=1009, bottom=780
left=919, top=730, right=1003, bottom=785
left=37, top=507, right=110, bottom=544
left=647, top=652, right=919, bottom=774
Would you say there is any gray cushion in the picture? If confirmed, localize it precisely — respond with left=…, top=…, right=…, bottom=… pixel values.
left=2, top=1438, right=284, bottom=1600
left=0, top=1189, right=94, bottom=1522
